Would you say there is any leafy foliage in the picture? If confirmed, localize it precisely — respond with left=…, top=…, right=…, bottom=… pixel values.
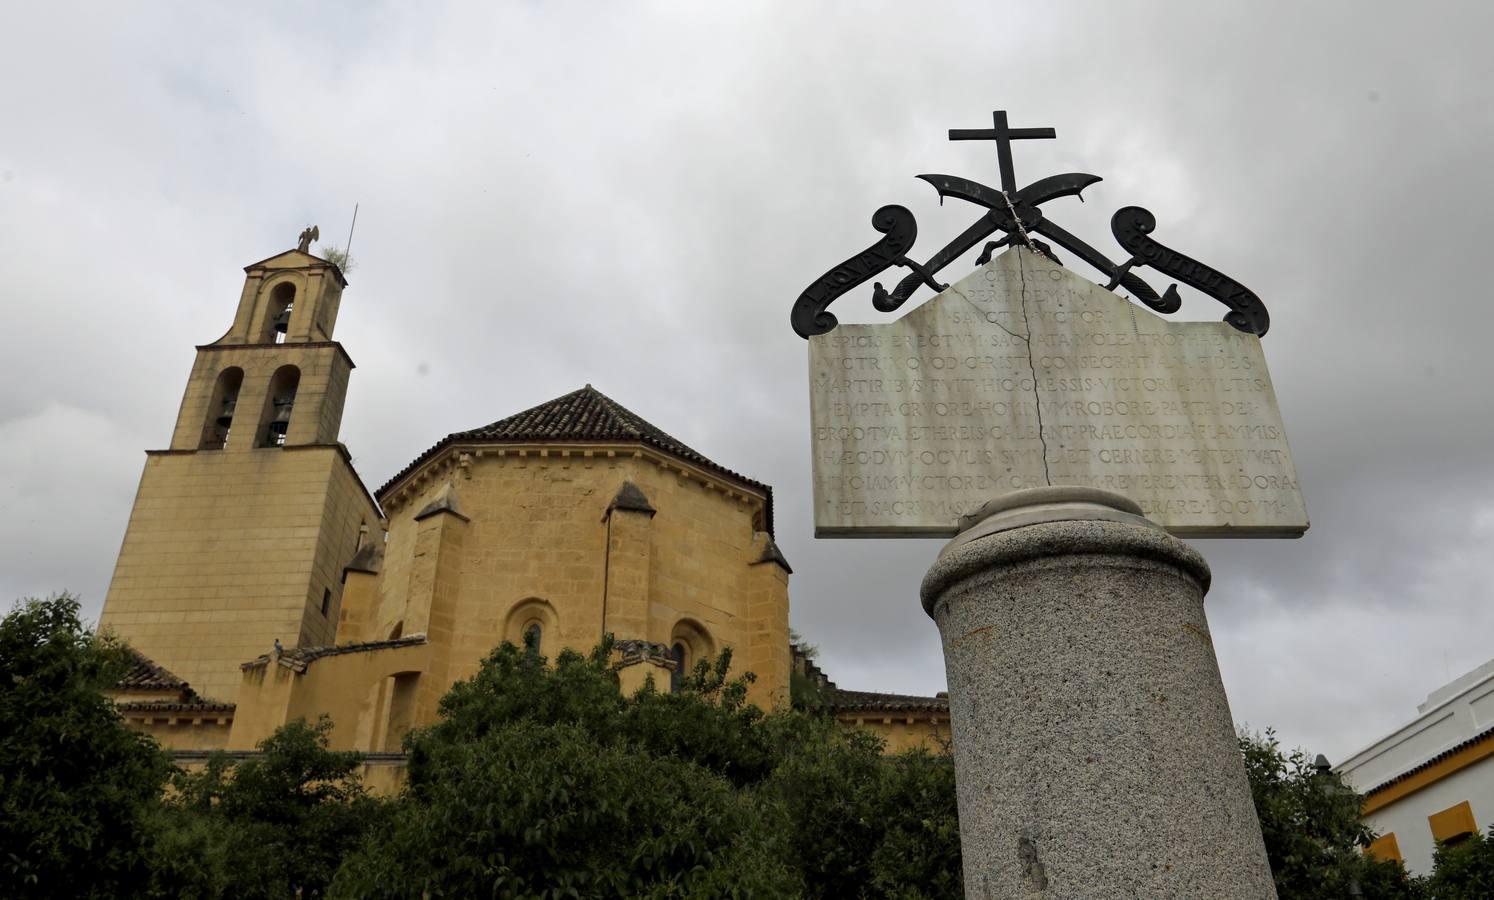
left=335, top=720, right=796, bottom=898
left=48, top=591, right=1492, bottom=899
left=0, top=595, right=173, bottom=899
left=319, top=245, right=355, bottom=273
left=1423, top=827, right=1494, bottom=899
left=1240, top=728, right=1417, bottom=899
left=334, top=642, right=795, bottom=897
left=149, top=717, right=384, bottom=899
left=334, top=639, right=963, bottom=898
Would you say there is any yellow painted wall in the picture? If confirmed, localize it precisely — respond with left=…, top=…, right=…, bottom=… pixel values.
left=839, top=714, right=952, bottom=754
left=369, top=444, right=789, bottom=721
left=101, top=446, right=375, bottom=703
left=121, top=714, right=233, bottom=752
left=230, top=640, right=432, bottom=752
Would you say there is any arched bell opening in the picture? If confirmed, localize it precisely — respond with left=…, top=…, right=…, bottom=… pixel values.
left=261, top=281, right=296, bottom=344
left=199, top=367, right=244, bottom=450
left=258, top=365, right=301, bottom=448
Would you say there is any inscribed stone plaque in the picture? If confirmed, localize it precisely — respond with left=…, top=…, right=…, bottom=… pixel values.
left=808, top=248, right=1308, bottom=537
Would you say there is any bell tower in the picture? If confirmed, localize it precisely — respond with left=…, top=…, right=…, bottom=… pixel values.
left=100, top=236, right=383, bottom=704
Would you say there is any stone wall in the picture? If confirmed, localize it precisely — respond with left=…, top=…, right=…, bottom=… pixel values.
left=370, top=444, right=789, bottom=717
left=100, top=446, right=379, bottom=703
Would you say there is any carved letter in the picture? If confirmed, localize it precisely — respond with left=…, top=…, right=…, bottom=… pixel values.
left=1111, top=206, right=1269, bottom=336
left=791, top=206, right=918, bottom=339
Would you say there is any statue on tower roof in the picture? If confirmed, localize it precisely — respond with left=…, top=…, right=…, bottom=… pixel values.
left=297, top=225, right=319, bottom=254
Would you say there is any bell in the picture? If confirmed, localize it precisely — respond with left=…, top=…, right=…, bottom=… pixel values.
left=271, top=397, right=294, bottom=424
left=271, top=306, right=292, bottom=334
left=215, top=395, right=237, bottom=427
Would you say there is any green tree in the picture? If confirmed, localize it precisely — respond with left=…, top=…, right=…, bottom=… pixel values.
left=0, top=595, right=173, bottom=898
left=867, top=748, right=963, bottom=897
left=1423, top=827, right=1494, bottom=898
left=1240, top=728, right=1417, bottom=899
left=333, top=642, right=798, bottom=897
left=332, top=639, right=962, bottom=898
left=150, top=717, right=384, bottom=899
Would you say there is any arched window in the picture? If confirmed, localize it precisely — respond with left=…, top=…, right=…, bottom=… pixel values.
left=262, top=282, right=296, bottom=343
left=669, top=619, right=714, bottom=693
left=259, top=365, right=300, bottom=447
left=670, top=642, right=687, bottom=693
left=505, top=597, right=558, bottom=658
left=200, top=367, right=243, bottom=450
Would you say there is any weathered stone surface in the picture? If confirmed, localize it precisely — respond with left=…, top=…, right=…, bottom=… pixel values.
left=923, top=488, right=1277, bottom=898
left=809, top=247, right=1308, bottom=537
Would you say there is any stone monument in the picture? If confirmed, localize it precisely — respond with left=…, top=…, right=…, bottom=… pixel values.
left=809, top=247, right=1306, bottom=537
left=790, top=110, right=1302, bottom=898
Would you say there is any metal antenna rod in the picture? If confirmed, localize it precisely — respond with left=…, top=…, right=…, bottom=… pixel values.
left=344, top=203, right=360, bottom=257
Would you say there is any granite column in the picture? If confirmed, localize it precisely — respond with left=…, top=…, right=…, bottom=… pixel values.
left=922, top=487, right=1276, bottom=898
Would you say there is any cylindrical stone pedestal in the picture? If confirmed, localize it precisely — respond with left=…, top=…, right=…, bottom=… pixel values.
left=922, top=487, right=1275, bottom=898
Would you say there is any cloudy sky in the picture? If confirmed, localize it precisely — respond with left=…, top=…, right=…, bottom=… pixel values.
left=2, top=1, right=1491, bottom=763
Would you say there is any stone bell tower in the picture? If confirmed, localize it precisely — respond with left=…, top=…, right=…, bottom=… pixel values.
left=100, top=237, right=383, bottom=704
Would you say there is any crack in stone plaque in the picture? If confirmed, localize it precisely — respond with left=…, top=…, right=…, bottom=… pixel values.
left=807, top=247, right=1308, bottom=538
left=1014, top=250, right=1053, bottom=486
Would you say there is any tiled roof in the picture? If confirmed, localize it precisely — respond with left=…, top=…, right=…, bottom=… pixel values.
left=828, top=688, right=950, bottom=715
left=791, top=645, right=946, bottom=716
left=375, top=385, right=774, bottom=534
left=1364, top=725, right=1494, bottom=797
left=116, top=648, right=189, bottom=692
left=241, top=634, right=428, bottom=673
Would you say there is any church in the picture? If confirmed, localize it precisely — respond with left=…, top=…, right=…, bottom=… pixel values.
left=100, top=240, right=949, bottom=763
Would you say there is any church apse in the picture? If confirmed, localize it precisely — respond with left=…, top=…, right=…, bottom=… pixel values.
left=363, top=385, right=792, bottom=720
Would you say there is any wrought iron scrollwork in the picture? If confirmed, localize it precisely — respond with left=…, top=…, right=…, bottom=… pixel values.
left=790, top=205, right=945, bottom=339
left=1110, top=206, right=1268, bottom=336
left=790, top=110, right=1271, bottom=339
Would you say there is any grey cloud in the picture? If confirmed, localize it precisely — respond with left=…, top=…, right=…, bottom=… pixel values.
left=2, top=0, right=1491, bottom=762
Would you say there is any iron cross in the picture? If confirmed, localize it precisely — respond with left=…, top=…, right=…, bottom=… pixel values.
left=791, top=107, right=1270, bottom=340
left=949, top=110, right=1056, bottom=194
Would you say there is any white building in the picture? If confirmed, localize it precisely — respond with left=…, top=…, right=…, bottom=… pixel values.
left=1337, top=659, right=1494, bottom=875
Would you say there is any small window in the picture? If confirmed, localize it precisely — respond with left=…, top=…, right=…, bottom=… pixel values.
left=320, top=588, right=332, bottom=617
left=670, top=642, right=687, bottom=692
left=523, top=623, right=542, bottom=655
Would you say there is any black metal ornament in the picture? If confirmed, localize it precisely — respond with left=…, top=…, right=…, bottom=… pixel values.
left=790, top=205, right=946, bottom=340
left=790, top=110, right=1269, bottom=339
